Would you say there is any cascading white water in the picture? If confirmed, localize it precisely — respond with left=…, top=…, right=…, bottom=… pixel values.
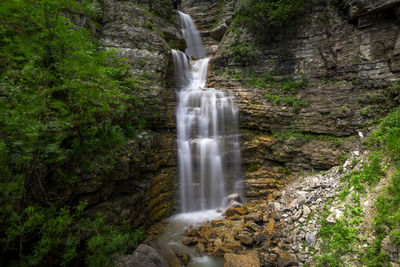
left=178, top=11, right=205, bottom=59
left=173, top=12, right=242, bottom=213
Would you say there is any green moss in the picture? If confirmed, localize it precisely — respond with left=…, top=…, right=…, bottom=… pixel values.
left=144, top=21, right=155, bottom=30
left=247, top=164, right=260, bottom=172
left=265, top=93, right=309, bottom=112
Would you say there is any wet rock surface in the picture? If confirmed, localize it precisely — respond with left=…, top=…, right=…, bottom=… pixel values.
left=116, top=244, right=169, bottom=267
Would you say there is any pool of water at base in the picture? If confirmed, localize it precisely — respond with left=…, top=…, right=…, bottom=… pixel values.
left=159, top=210, right=225, bottom=267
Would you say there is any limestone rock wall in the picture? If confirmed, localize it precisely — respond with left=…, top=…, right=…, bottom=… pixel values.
left=181, top=0, right=400, bottom=201
left=71, top=0, right=183, bottom=227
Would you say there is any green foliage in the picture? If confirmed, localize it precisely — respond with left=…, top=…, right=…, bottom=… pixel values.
left=355, top=105, right=400, bottom=265
left=229, top=41, right=256, bottom=65
left=217, top=68, right=310, bottom=112
left=281, top=76, right=308, bottom=94
left=317, top=201, right=362, bottom=266
left=277, top=165, right=292, bottom=175
left=264, top=93, right=309, bottom=112
left=237, top=0, right=305, bottom=31
left=342, top=154, right=385, bottom=193
left=360, top=235, right=388, bottom=267
left=368, top=106, right=400, bottom=151
left=317, top=154, right=386, bottom=265
left=144, top=21, right=155, bottom=31
left=246, top=164, right=260, bottom=172
left=85, top=217, right=144, bottom=267
left=0, top=0, right=150, bottom=264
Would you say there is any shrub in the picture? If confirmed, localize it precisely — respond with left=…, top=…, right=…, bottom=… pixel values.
left=247, top=164, right=260, bottom=172
left=0, top=0, right=149, bottom=264
left=235, top=0, right=305, bottom=32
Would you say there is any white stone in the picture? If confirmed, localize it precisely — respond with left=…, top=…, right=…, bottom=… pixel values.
left=305, top=232, right=317, bottom=246
left=303, top=206, right=311, bottom=218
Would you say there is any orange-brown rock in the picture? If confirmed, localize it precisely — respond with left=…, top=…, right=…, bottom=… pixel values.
left=182, top=237, right=198, bottom=246
left=225, top=206, right=246, bottom=217
left=234, top=231, right=254, bottom=246
left=211, top=219, right=225, bottom=227
left=224, top=252, right=261, bottom=267
left=266, top=218, right=276, bottom=235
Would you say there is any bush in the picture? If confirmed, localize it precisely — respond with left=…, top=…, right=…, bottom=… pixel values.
left=235, top=0, right=305, bottom=31
left=0, top=0, right=149, bottom=264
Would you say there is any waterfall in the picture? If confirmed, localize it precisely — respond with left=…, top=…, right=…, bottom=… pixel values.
left=173, top=12, right=242, bottom=213
left=178, top=11, right=205, bottom=59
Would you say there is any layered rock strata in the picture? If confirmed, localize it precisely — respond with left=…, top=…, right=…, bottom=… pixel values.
left=183, top=0, right=400, bottom=201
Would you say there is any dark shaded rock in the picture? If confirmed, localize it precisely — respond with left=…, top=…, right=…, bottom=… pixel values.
left=183, top=237, right=199, bottom=246
left=211, top=23, right=227, bottom=41
left=176, top=250, right=191, bottom=265
left=235, top=231, right=254, bottom=246
left=277, top=252, right=298, bottom=267
left=254, top=233, right=268, bottom=246
left=145, top=239, right=181, bottom=267
left=120, top=244, right=169, bottom=267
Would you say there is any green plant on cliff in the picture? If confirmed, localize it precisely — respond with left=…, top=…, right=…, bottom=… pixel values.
left=229, top=40, right=257, bottom=65
left=235, top=0, right=305, bottom=31
left=264, top=93, right=309, bottom=112
left=361, top=106, right=400, bottom=265
left=316, top=153, right=386, bottom=265
left=0, top=0, right=148, bottom=265
left=317, top=201, right=363, bottom=266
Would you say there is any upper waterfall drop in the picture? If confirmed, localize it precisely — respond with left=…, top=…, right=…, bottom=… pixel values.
left=173, top=11, right=242, bottom=213
left=178, top=11, right=205, bottom=59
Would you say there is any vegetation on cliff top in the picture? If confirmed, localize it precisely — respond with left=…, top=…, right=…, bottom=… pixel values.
left=235, top=0, right=305, bottom=31
left=0, top=0, right=148, bottom=265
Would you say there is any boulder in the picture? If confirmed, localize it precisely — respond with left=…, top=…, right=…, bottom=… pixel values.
left=276, top=252, right=298, bottom=267
left=225, top=207, right=246, bottom=217
left=183, top=237, right=199, bottom=246
left=197, top=242, right=206, bottom=253
left=224, top=252, right=261, bottom=267
left=176, top=250, right=190, bottom=265
left=266, top=218, right=276, bottom=235
left=226, top=199, right=242, bottom=209
left=210, top=23, right=227, bottom=41
left=119, top=244, right=169, bottom=267
left=305, top=232, right=316, bottom=247
left=235, top=231, right=254, bottom=246
left=145, top=239, right=181, bottom=267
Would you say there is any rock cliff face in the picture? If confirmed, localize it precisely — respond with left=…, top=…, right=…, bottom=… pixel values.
left=84, top=0, right=400, bottom=231
left=183, top=0, right=400, bottom=201
left=72, top=0, right=183, bottom=227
